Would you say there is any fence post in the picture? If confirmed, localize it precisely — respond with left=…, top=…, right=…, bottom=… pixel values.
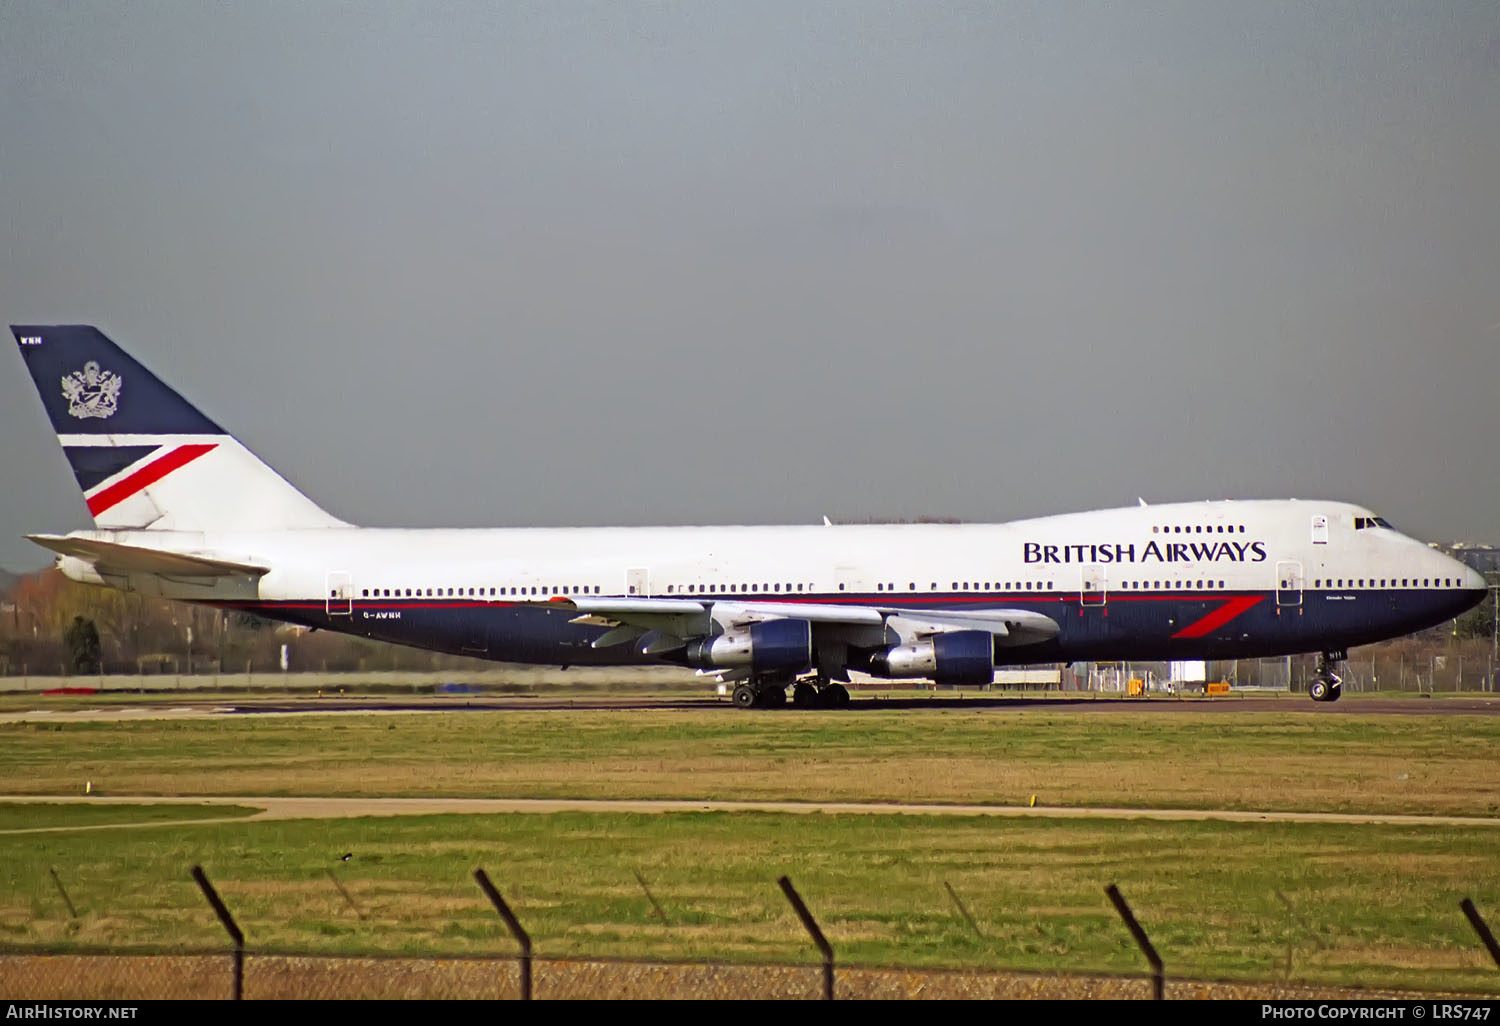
left=778, top=876, right=833, bottom=1000
left=326, top=869, right=365, bottom=921
left=191, top=865, right=244, bottom=1001
left=473, top=868, right=532, bottom=1000
left=634, top=871, right=669, bottom=924
left=1274, top=890, right=1327, bottom=980
left=944, top=881, right=983, bottom=938
left=1460, top=898, right=1500, bottom=970
left=48, top=867, right=78, bottom=920
left=1105, top=883, right=1163, bottom=1000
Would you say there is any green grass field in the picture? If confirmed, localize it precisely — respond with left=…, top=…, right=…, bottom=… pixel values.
left=0, top=803, right=257, bottom=831
left=2, top=701, right=1499, bottom=815
left=2, top=808, right=1496, bottom=993
left=2, top=699, right=1499, bottom=993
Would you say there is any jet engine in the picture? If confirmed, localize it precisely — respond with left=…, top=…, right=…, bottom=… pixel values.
left=870, top=629, right=994, bottom=686
left=684, top=618, right=813, bottom=674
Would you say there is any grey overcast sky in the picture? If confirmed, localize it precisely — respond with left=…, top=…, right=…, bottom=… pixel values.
left=2, top=2, right=1498, bottom=570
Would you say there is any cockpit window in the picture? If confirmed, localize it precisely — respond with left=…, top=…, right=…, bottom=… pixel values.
left=1355, top=516, right=1395, bottom=530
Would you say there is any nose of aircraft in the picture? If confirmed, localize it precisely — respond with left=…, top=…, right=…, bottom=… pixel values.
left=1462, top=565, right=1488, bottom=593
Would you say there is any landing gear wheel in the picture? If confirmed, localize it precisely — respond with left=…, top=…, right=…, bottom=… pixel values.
left=792, top=681, right=819, bottom=708
left=762, top=685, right=787, bottom=707
left=732, top=683, right=758, bottom=709
left=823, top=683, right=851, bottom=708
left=1309, top=651, right=1346, bottom=704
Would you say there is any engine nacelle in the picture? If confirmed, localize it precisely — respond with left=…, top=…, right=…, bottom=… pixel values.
left=685, top=618, right=813, bottom=674
left=872, top=629, right=994, bottom=686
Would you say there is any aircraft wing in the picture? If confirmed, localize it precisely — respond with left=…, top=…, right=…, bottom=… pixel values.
left=881, top=608, right=1060, bottom=646
left=545, top=596, right=1057, bottom=650
left=26, top=534, right=270, bottom=578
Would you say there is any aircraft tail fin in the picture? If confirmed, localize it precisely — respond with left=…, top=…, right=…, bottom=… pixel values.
left=11, top=325, right=347, bottom=533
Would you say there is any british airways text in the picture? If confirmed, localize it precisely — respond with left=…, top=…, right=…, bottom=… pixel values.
left=1023, top=541, right=1268, bottom=565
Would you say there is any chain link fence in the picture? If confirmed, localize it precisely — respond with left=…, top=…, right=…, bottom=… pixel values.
left=3, top=870, right=1495, bottom=1000
left=2, top=875, right=1494, bottom=1000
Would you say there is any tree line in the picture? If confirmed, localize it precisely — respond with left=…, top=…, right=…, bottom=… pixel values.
left=0, top=569, right=491, bottom=676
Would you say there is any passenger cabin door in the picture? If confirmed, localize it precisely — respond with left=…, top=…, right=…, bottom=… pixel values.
left=1276, top=560, right=1304, bottom=608
left=326, top=571, right=353, bottom=616
left=1076, top=565, right=1113, bottom=647
left=1080, top=566, right=1107, bottom=608
left=1311, top=515, right=1329, bottom=546
left=626, top=566, right=650, bottom=597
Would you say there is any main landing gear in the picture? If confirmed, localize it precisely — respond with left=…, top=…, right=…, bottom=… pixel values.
left=732, top=675, right=850, bottom=709
left=1309, top=650, right=1345, bottom=703
left=795, top=675, right=850, bottom=709
left=732, top=679, right=781, bottom=709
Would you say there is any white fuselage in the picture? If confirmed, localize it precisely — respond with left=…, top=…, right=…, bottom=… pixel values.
left=58, top=498, right=1485, bottom=670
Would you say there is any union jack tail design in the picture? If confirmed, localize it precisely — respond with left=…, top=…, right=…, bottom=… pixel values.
left=12, top=325, right=346, bottom=533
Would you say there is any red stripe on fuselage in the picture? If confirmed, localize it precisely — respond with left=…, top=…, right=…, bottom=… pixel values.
left=85, top=443, right=218, bottom=516
left=1170, top=594, right=1265, bottom=639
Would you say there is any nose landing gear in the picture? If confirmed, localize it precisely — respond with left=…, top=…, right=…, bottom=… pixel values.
left=1309, top=650, right=1345, bottom=703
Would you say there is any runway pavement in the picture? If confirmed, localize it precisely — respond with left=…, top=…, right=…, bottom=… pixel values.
left=4, top=693, right=1500, bottom=722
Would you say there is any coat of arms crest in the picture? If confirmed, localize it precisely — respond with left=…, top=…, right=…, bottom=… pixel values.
left=61, top=361, right=123, bottom=420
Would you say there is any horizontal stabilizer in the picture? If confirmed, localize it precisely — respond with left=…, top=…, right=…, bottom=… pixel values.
left=26, top=534, right=270, bottom=578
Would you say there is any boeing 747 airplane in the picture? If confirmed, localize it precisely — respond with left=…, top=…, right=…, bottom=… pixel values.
left=11, top=325, right=1487, bottom=707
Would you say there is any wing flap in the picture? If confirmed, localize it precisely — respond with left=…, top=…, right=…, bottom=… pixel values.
left=547, top=596, right=712, bottom=644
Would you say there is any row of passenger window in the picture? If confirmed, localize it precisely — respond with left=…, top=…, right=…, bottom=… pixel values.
left=350, top=575, right=1466, bottom=602
left=1313, top=577, right=1459, bottom=589
left=666, top=582, right=1057, bottom=594
left=358, top=585, right=603, bottom=598
left=871, top=581, right=1231, bottom=592
left=665, top=583, right=809, bottom=594
left=929, top=581, right=1055, bottom=592
left=1152, top=525, right=1246, bottom=535
left=355, top=581, right=1092, bottom=599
